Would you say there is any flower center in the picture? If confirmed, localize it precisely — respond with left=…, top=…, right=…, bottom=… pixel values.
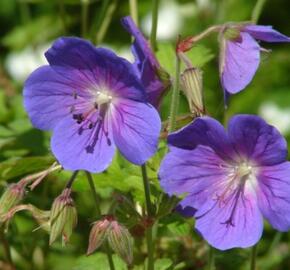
left=215, top=161, right=257, bottom=227
left=68, top=89, right=113, bottom=152
left=235, top=162, right=252, bottom=179
left=94, top=91, right=113, bottom=108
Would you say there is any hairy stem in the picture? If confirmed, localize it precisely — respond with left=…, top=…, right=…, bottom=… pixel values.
left=129, top=0, right=138, bottom=26
left=95, top=0, right=118, bottom=44
left=81, top=0, right=89, bottom=37
left=250, top=244, right=258, bottom=270
left=0, top=227, right=14, bottom=269
left=150, top=0, right=159, bottom=51
left=268, top=232, right=282, bottom=255
left=168, top=55, right=181, bottom=133
left=190, top=25, right=222, bottom=44
left=208, top=246, right=215, bottom=270
left=251, top=0, right=267, bottom=24
left=85, top=172, right=115, bottom=270
left=65, top=171, right=79, bottom=189
left=141, top=164, right=153, bottom=216
left=141, top=164, right=154, bottom=270
left=58, top=0, right=67, bottom=34
left=85, top=171, right=101, bottom=218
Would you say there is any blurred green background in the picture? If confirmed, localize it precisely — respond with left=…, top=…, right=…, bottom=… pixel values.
left=0, top=0, right=290, bottom=269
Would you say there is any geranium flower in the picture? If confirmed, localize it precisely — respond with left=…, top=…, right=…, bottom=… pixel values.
left=159, top=115, right=290, bottom=250
left=220, top=24, right=290, bottom=95
left=24, top=37, right=161, bottom=173
left=121, top=16, right=169, bottom=108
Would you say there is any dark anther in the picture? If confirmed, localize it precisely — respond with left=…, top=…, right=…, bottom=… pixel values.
left=94, top=102, right=98, bottom=109
left=107, top=138, right=111, bottom=146
left=78, top=126, right=84, bottom=135
left=73, top=92, right=78, bottom=99
left=73, top=113, right=84, bottom=124
left=85, top=145, right=94, bottom=154
left=88, top=123, right=94, bottom=129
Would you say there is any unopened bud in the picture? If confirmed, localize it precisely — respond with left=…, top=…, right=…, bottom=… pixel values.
left=49, top=188, right=77, bottom=245
left=181, top=68, right=205, bottom=116
left=108, top=221, right=134, bottom=265
left=0, top=183, right=25, bottom=219
left=87, top=218, right=112, bottom=255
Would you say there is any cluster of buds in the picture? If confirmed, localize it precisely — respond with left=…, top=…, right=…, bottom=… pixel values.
left=87, top=215, right=133, bottom=265
left=49, top=188, right=77, bottom=245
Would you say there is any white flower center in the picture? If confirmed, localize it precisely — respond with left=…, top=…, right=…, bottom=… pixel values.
left=236, top=162, right=252, bottom=178
left=95, top=91, right=113, bottom=107
left=233, top=161, right=257, bottom=193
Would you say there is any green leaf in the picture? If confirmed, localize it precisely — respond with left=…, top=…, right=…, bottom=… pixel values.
left=186, top=44, right=215, bottom=68
left=0, top=90, right=9, bottom=123
left=73, top=253, right=127, bottom=270
left=156, top=43, right=215, bottom=77
left=167, top=221, right=191, bottom=237
left=2, top=16, right=63, bottom=50
left=155, top=258, right=173, bottom=270
left=0, top=156, right=55, bottom=181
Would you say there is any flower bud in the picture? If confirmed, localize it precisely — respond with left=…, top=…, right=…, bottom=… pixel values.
left=108, top=221, right=134, bottom=265
left=49, top=188, right=77, bottom=245
left=0, top=183, right=25, bottom=219
left=87, top=218, right=111, bottom=255
left=181, top=68, right=205, bottom=116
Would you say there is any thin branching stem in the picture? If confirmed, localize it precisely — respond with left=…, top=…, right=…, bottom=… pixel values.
left=150, top=0, right=159, bottom=51
left=141, top=164, right=154, bottom=270
left=208, top=246, right=215, bottom=270
left=168, top=55, right=181, bottom=133
left=85, top=171, right=115, bottom=270
left=0, top=227, right=14, bottom=269
left=129, top=0, right=138, bottom=26
left=251, top=0, right=267, bottom=23
left=65, top=171, right=79, bottom=189
left=250, top=244, right=258, bottom=270
left=81, top=0, right=89, bottom=37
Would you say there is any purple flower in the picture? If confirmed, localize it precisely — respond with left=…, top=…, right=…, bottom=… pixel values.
left=121, top=16, right=169, bottom=108
left=220, top=24, right=290, bottom=95
left=159, top=115, right=290, bottom=250
left=24, top=37, right=161, bottom=173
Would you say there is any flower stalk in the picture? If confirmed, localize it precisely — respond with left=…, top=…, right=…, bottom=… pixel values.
left=168, top=54, right=181, bottom=133
left=251, top=0, right=267, bottom=24
left=141, top=164, right=154, bottom=270
left=85, top=172, right=115, bottom=270
left=81, top=0, right=89, bottom=38
left=208, top=246, right=215, bottom=270
left=95, top=0, right=118, bottom=44
left=150, top=0, right=159, bottom=51
left=177, top=25, right=222, bottom=53
left=129, top=0, right=138, bottom=26
left=250, top=244, right=258, bottom=270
